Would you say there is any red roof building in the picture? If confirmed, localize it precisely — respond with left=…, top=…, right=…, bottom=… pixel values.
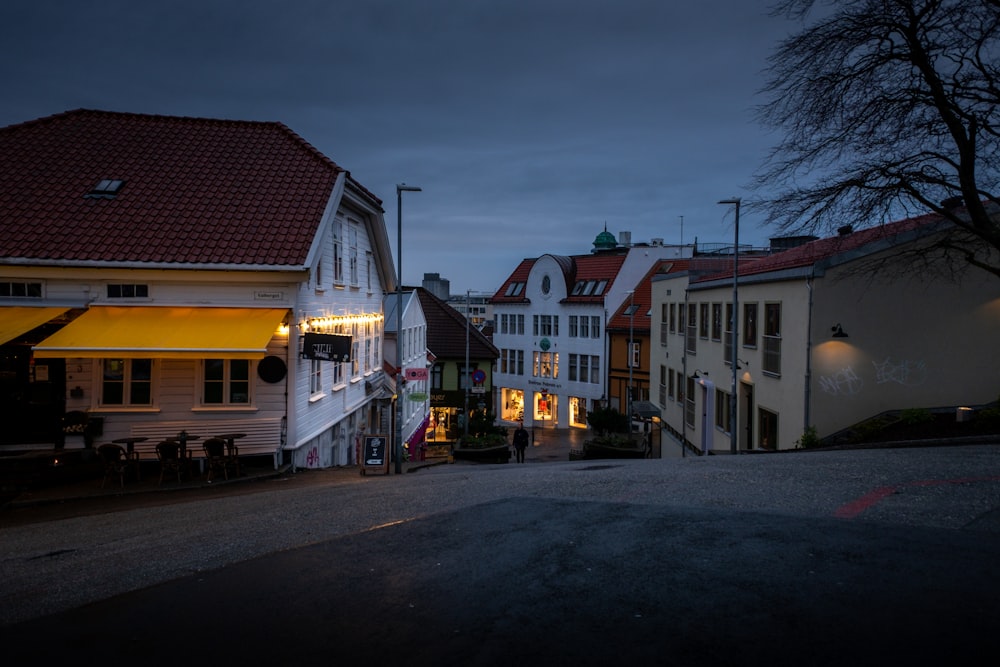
left=0, top=109, right=396, bottom=470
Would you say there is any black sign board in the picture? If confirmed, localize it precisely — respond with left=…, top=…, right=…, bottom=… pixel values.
left=362, top=435, right=388, bottom=475
left=302, top=332, right=352, bottom=361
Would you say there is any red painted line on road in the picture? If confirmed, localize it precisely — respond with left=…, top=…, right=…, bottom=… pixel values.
left=833, top=476, right=1000, bottom=519
left=833, top=486, right=897, bottom=519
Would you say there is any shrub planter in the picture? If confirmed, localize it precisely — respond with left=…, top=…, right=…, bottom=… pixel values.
left=582, top=437, right=645, bottom=459
left=452, top=442, right=510, bottom=463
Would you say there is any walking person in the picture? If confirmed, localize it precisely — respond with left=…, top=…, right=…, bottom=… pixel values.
left=513, top=422, right=529, bottom=463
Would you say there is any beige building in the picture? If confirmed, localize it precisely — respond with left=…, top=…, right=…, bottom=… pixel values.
left=651, top=211, right=1000, bottom=453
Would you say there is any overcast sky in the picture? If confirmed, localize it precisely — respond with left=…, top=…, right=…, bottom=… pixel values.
left=1, top=0, right=801, bottom=294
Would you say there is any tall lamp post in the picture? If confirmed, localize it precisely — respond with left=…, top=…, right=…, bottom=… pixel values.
left=718, top=197, right=740, bottom=454
left=464, top=289, right=470, bottom=438
left=626, top=290, right=635, bottom=431
left=395, top=183, right=421, bottom=474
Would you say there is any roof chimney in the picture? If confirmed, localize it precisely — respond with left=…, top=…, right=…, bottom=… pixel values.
left=619, top=231, right=632, bottom=246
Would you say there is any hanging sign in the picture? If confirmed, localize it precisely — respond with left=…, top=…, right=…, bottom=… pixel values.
left=302, top=333, right=352, bottom=361
left=405, top=367, right=429, bottom=381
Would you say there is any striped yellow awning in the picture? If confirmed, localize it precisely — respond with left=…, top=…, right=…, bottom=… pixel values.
left=0, top=307, right=69, bottom=345
left=32, top=307, right=288, bottom=359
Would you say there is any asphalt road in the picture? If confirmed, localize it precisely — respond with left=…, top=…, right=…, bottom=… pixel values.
left=2, top=443, right=999, bottom=665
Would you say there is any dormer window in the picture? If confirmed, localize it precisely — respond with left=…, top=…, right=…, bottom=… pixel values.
left=504, top=282, right=525, bottom=297
left=86, top=179, right=125, bottom=199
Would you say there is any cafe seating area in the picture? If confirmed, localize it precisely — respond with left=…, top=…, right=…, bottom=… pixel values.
left=97, top=443, right=140, bottom=488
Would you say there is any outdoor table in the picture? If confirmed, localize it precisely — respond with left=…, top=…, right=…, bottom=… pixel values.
left=111, top=436, right=147, bottom=455
left=168, top=433, right=200, bottom=459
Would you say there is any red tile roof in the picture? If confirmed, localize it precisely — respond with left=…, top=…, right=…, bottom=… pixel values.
left=693, top=212, right=945, bottom=284
left=0, top=109, right=378, bottom=267
left=415, top=287, right=499, bottom=361
left=490, top=253, right=628, bottom=304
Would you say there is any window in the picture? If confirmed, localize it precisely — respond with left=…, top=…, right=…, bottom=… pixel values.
left=589, top=355, right=599, bottom=383
left=669, top=303, right=676, bottom=334
left=658, top=365, right=667, bottom=407
left=349, top=225, right=359, bottom=286
left=310, top=359, right=323, bottom=395
left=579, top=316, right=590, bottom=338
left=711, top=303, right=722, bottom=341
left=569, top=353, right=578, bottom=381
left=763, top=302, right=782, bottom=375
left=458, top=364, right=479, bottom=390
left=106, top=284, right=149, bottom=299
left=743, top=303, right=758, bottom=347
left=568, top=316, right=579, bottom=337
left=533, top=352, right=559, bottom=378
left=759, top=408, right=779, bottom=450
left=699, top=303, right=709, bottom=339
left=715, top=389, right=731, bottom=433
left=0, top=281, right=43, bottom=298
left=660, top=304, right=668, bottom=346
left=204, top=359, right=250, bottom=405
left=505, top=282, right=525, bottom=296
left=86, top=179, right=125, bottom=198
left=333, top=219, right=344, bottom=284
left=629, top=341, right=640, bottom=368
left=685, top=375, right=696, bottom=428
left=686, top=302, right=697, bottom=355
left=101, top=359, right=153, bottom=406
left=590, top=316, right=600, bottom=338
left=431, top=363, right=443, bottom=390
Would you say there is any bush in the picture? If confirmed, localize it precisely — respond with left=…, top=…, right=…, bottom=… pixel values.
left=899, top=408, right=933, bottom=425
left=586, top=407, right=629, bottom=435
left=795, top=425, right=820, bottom=449
left=851, top=417, right=890, bottom=444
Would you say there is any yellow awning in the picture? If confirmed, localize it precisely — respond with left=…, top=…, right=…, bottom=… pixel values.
left=1, top=307, right=69, bottom=345
left=32, top=307, right=288, bottom=359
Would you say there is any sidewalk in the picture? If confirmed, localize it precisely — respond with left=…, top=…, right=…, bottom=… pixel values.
left=2, top=427, right=604, bottom=509
left=1, top=450, right=448, bottom=510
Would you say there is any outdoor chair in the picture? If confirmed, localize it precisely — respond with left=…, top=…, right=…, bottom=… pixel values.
left=155, top=440, right=189, bottom=485
left=202, top=437, right=236, bottom=482
left=97, top=443, right=138, bottom=488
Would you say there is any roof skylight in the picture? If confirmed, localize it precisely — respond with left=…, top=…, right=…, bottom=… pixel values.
left=85, top=179, right=125, bottom=199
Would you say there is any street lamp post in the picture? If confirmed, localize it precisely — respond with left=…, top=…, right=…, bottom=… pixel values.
left=464, top=289, right=470, bottom=438
left=626, top=290, right=635, bottom=435
left=718, top=198, right=740, bottom=454
left=395, top=183, right=421, bottom=474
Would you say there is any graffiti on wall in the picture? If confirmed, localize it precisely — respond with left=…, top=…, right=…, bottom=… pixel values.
left=873, top=357, right=927, bottom=386
left=305, top=446, right=320, bottom=468
left=819, top=357, right=927, bottom=396
left=818, top=366, right=864, bottom=396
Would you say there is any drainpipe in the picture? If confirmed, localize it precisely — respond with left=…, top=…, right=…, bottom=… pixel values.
left=804, top=276, right=814, bottom=433
left=681, top=284, right=691, bottom=456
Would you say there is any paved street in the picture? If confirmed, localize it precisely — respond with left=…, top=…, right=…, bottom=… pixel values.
left=2, top=441, right=999, bottom=665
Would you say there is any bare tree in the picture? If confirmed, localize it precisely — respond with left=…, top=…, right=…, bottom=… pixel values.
left=752, top=0, right=1000, bottom=278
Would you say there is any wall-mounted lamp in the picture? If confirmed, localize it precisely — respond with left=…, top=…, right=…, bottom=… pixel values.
left=693, top=370, right=708, bottom=379
left=737, top=359, right=749, bottom=369
left=831, top=324, right=849, bottom=338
